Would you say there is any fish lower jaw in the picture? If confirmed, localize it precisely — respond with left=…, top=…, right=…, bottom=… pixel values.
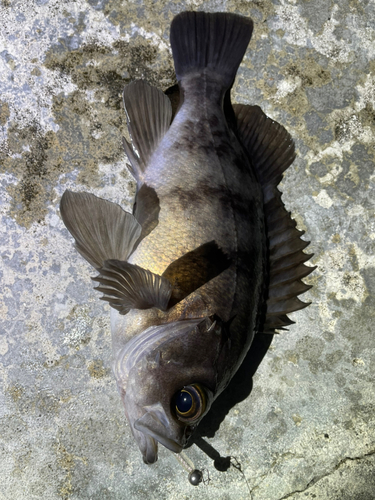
left=135, top=420, right=184, bottom=455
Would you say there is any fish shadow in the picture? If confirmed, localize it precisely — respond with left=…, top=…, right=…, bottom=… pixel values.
left=189, top=333, right=274, bottom=470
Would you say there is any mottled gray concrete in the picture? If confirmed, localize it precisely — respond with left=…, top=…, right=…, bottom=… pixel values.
left=1, top=0, right=374, bottom=499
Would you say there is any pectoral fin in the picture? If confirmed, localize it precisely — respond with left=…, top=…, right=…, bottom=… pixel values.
left=162, top=241, right=231, bottom=307
left=60, top=190, right=141, bottom=269
left=92, top=260, right=172, bottom=315
left=234, top=104, right=316, bottom=333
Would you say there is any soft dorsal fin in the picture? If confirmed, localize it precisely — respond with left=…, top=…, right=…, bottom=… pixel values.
left=233, top=104, right=316, bottom=333
left=92, top=260, right=172, bottom=315
left=122, top=80, right=172, bottom=181
left=60, top=190, right=141, bottom=269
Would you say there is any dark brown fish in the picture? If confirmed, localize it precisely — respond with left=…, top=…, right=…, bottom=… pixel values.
left=60, top=11, right=314, bottom=477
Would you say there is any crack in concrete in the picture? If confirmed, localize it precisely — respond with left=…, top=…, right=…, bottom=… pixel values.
left=277, top=449, right=375, bottom=500
left=248, top=451, right=306, bottom=497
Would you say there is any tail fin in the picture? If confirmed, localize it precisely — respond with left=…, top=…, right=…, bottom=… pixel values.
left=170, top=11, right=253, bottom=88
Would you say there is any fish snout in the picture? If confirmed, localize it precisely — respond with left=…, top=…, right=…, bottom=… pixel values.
left=134, top=402, right=185, bottom=454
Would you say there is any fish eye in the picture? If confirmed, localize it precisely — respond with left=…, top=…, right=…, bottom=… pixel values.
left=174, top=384, right=207, bottom=423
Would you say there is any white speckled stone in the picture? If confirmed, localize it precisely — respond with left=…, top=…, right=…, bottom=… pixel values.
left=1, top=1, right=374, bottom=499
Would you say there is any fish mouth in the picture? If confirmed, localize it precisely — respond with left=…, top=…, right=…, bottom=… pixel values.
left=142, top=434, right=159, bottom=464
left=134, top=402, right=184, bottom=455
left=137, top=423, right=183, bottom=454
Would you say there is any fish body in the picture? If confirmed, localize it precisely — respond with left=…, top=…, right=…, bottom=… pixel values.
left=60, top=11, right=314, bottom=469
left=115, top=69, right=265, bottom=381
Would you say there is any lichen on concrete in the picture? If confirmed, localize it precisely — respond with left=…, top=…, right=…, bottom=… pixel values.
left=1, top=0, right=374, bottom=499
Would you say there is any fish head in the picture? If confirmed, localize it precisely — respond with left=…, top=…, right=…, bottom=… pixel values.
left=116, top=317, right=228, bottom=464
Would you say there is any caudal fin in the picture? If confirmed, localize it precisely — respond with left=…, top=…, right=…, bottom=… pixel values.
left=170, top=12, right=253, bottom=88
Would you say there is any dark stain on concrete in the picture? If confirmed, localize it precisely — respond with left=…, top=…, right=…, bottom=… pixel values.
left=5, top=23, right=175, bottom=228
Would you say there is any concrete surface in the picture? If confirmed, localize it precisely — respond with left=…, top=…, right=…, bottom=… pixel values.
left=1, top=0, right=374, bottom=499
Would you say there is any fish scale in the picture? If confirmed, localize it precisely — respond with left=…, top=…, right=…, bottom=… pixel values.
left=132, top=76, right=263, bottom=276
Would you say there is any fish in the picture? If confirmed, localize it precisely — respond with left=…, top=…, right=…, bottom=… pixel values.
left=60, top=10, right=314, bottom=482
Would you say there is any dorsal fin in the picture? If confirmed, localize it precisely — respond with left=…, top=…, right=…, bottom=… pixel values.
left=233, top=104, right=316, bottom=333
left=123, top=80, right=172, bottom=181
left=92, top=260, right=172, bottom=315
left=60, top=190, right=141, bottom=269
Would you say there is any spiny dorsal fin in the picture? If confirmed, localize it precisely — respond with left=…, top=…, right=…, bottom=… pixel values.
left=123, top=80, right=172, bottom=180
left=92, top=260, right=172, bottom=315
left=233, top=104, right=316, bottom=333
left=60, top=190, right=141, bottom=270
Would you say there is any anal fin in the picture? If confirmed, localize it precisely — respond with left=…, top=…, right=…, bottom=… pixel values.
left=123, top=80, right=172, bottom=181
left=234, top=104, right=316, bottom=333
